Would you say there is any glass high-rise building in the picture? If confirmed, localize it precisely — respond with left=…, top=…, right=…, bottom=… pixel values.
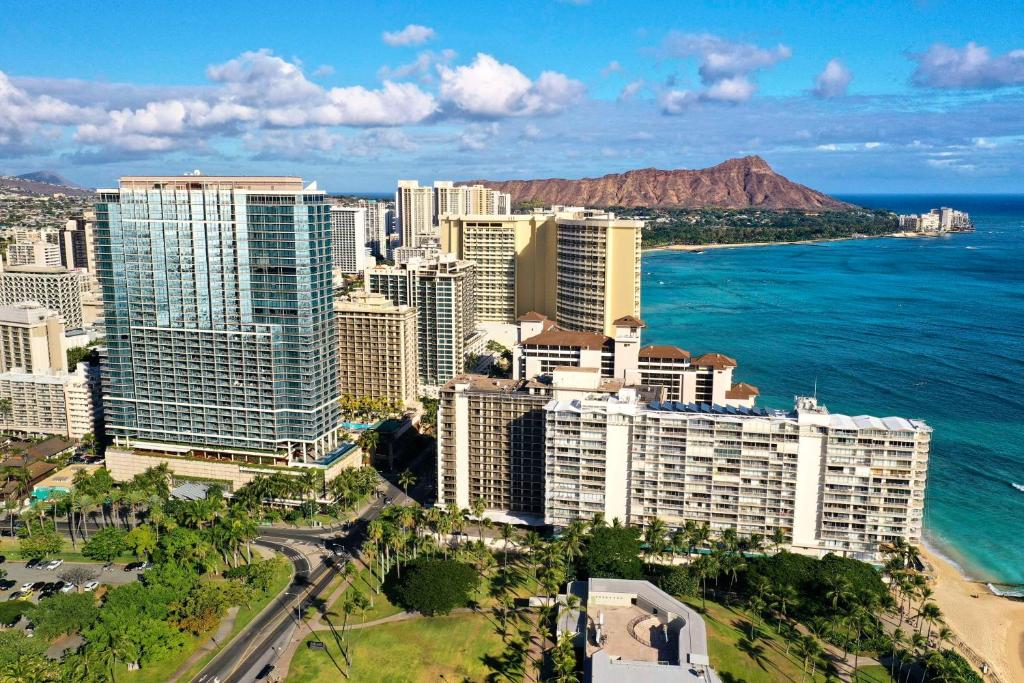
left=94, top=176, right=342, bottom=464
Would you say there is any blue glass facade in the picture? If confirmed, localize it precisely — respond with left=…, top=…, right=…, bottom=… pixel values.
left=94, top=177, right=339, bottom=461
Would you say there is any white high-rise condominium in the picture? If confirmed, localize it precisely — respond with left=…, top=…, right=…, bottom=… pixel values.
left=0, top=302, right=67, bottom=373
left=396, top=180, right=434, bottom=248
left=6, top=240, right=61, bottom=268
left=330, top=206, right=368, bottom=274
left=359, top=199, right=391, bottom=258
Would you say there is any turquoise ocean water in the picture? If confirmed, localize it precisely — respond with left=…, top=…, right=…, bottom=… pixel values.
left=640, top=195, right=1024, bottom=588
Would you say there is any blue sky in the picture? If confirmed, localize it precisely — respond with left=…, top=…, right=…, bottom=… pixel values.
left=1, top=0, right=1023, bottom=193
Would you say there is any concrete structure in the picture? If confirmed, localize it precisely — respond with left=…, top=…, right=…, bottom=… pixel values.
left=513, top=314, right=758, bottom=408
left=0, top=264, right=83, bottom=330
left=440, top=208, right=642, bottom=334
left=366, top=253, right=483, bottom=390
left=543, top=393, right=930, bottom=561
left=335, top=291, right=419, bottom=407
left=104, top=441, right=362, bottom=494
left=60, top=213, right=96, bottom=272
left=94, top=175, right=344, bottom=467
left=898, top=207, right=972, bottom=233
left=395, top=180, right=434, bottom=249
left=557, top=578, right=719, bottom=683
left=330, top=206, right=368, bottom=274
left=0, top=365, right=97, bottom=439
left=0, top=302, right=67, bottom=373
left=360, top=199, right=391, bottom=258
left=6, top=240, right=61, bottom=268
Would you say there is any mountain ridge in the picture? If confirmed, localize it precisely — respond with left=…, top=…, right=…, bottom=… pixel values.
left=464, top=156, right=854, bottom=210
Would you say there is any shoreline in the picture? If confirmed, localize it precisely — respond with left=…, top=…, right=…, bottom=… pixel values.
left=920, top=545, right=1024, bottom=682
left=642, top=231, right=938, bottom=253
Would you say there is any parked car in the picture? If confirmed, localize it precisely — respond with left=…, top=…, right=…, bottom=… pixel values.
left=102, top=563, right=115, bottom=572
left=25, top=559, right=42, bottom=569
left=255, top=664, right=275, bottom=680
left=20, top=582, right=34, bottom=591
left=7, top=591, right=22, bottom=601
left=30, top=582, right=46, bottom=591
left=0, top=579, right=14, bottom=590
left=60, top=583, right=76, bottom=593
left=139, top=561, right=153, bottom=570
left=0, top=554, right=6, bottom=564
left=44, top=559, right=63, bottom=571
left=83, top=581, right=100, bottom=592
left=18, top=589, right=34, bottom=600
left=124, top=562, right=143, bottom=572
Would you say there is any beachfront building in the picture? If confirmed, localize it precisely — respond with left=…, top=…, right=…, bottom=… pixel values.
left=329, top=205, right=368, bottom=274
left=335, top=291, right=419, bottom=407
left=0, top=265, right=83, bottom=330
left=0, top=365, right=97, bottom=440
left=0, top=302, right=67, bottom=373
left=94, top=175, right=350, bottom=479
left=543, top=393, right=930, bottom=560
left=440, top=208, right=642, bottom=334
left=366, top=252, right=483, bottom=391
left=898, top=207, right=972, bottom=233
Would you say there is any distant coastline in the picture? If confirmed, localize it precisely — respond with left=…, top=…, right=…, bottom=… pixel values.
left=642, top=230, right=951, bottom=253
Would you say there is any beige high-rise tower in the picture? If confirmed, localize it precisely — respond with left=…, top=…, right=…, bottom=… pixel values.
left=440, top=208, right=642, bottom=335
left=0, top=302, right=68, bottom=373
left=335, top=292, right=419, bottom=407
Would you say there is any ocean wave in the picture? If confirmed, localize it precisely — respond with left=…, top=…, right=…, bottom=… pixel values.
left=987, top=583, right=1024, bottom=598
left=1012, top=482, right=1024, bottom=493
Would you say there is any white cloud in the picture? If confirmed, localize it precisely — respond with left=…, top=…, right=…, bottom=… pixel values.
left=816, top=144, right=839, bottom=151
left=703, top=76, right=756, bottom=103
left=438, top=53, right=584, bottom=117
left=658, top=89, right=698, bottom=114
left=348, top=129, right=417, bottom=157
left=662, top=32, right=791, bottom=84
left=378, top=49, right=457, bottom=82
left=618, top=80, right=645, bottom=102
left=459, top=122, right=500, bottom=150
left=206, top=49, right=321, bottom=105
left=601, top=60, right=623, bottom=77
left=864, top=141, right=882, bottom=149
left=521, top=123, right=542, bottom=140
left=911, top=42, right=1024, bottom=89
left=973, top=137, right=996, bottom=149
left=813, top=59, right=852, bottom=98
left=0, top=71, right=95, bottom=147
left=382, top=24, right=436, bottom=47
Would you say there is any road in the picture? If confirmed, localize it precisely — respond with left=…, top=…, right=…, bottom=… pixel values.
left=192, top=473, right=409, bottom=683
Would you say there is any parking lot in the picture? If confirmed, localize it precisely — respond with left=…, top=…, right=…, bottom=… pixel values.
left=1, top=559, right=142, bottom=602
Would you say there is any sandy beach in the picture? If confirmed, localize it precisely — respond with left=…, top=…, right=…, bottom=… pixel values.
left=641, top=232, right=927, bottom=254
left=921, top=547, right=1024, bottom=682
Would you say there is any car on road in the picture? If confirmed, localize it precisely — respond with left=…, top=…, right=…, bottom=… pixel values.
left=256, top=664, right=275, bottom=680
left=83, top=580, right=99, bottom=592
left=44, top=559, right=63, bottom=570
left=102, top=563, right=115, bottom=572
left=7, top=591, right=22, bottom=601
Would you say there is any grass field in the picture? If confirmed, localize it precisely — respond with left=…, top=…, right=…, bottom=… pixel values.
left=855, top=664, right=896, bottom=682
left=328, top=563, right=404, bottom=623
left=287, top=613, right=506, bottom=683
left=693, top=598, right=833, bottom=683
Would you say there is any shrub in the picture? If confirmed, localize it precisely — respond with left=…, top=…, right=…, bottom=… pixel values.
left=390, top=558, right=478, bottom=615
left=0, top=601, right=31, bottom=626
left=581, top=526, right=643, bottom=580
left=656, top=565, right=699, bottom=598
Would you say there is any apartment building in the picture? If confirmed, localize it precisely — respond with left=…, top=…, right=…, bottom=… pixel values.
left=395, top=180, right=435, bottom=249
left=366, top=253, right=482, bottom=390
left=437, top=366, right=635, bottom=522
left=330, top=206, right=368, bottom=274
left=335, top=291, right=418, bottom=407
left=513, top=313, right=758, bottom=408
left=94, top=175, right=343, bottom=465
left=60, top=213, right=96, bottom=272
left=440, top=208, right=641, bottom=334
left=360, top=199, right=391, bottom=258
left=0, top=302, right=67, bottom=373
left=6, top=240, right=61, bottom=268
left=0, top=265, right=83, bottom=330
left=543, top=393, right=930, bottom=560
left=0, top=365, right=96, bottom=439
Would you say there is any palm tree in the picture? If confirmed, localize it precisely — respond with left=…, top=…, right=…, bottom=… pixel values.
left=397, top=469, right=416, bottom=496
left=920, top=602, right=943, bottom=643
left=358, top=430, right=380, bottom=467
left=693, top=554, right=718, bottom=611
left=771, top=584, right=798, bottom=629
left=891, top=627, right=908, bottom=682
left=770, top=527, right=787, bottom=553
left=643, top=517, right=667, bottom=562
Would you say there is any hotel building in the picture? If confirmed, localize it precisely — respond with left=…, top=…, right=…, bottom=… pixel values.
left=329, top=205, right=368, bottom=274
left=0, top=364, right=97, bottom=440
left=6, top=240, right=62, bottom=268
left=360, top=199, right=391, bottom=258
left=366, top=253, right=482, bottom=391
left=395, top=180, right=435, bottom=249
left=0, top=302, right=67, bottom=373
left=0, top=265, right=83, bottom=330
left=335, top=291, right=419, bottom=407
left=94, top=175, right=347, bottom=470
left=440, top=208, right=642, bottom=335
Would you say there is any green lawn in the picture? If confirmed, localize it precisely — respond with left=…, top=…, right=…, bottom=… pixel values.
left=121, top=557, right=294, bottom=683
left=287, top=613, right=506, bottom=683
left=692, top=598, right=832, bottom=683
left=855, top=664, right=896, bottom=682
left=327, top=564, right=403, bottom=623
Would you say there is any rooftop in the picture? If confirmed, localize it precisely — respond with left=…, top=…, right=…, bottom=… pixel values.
left=521, top=326, right=612, bottom=351
left=692, top=353, right=737, bottom=369
left=613, top=315, right=646, bottom=328
left=639, top=345, right=691, bottom=360
left=725, top=382, right=759, bottom=399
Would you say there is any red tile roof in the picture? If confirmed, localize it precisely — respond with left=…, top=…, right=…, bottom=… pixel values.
left=693, top=352, right=738, bottom=369
left=612, top=315, right=646, bottom=328
left=521, top=326, right=611, bottom=350
left=517, top=311, right=549, bottom=322
left=725, top=382, right=760, bottom=399
left=639, top=344, right=691, bottom=360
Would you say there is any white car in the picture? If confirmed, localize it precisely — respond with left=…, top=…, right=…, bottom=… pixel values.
left=20, top=581, right=33, bottom=591
left=83, top=581, right=100, bottom=592
left=60, top=583, right=76, bottom=593
left=45, top=559, right=63, bottom=570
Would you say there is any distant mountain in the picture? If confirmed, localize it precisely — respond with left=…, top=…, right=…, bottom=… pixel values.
left=0, top=172, right=93, bottom=197
left=465, top=156, right=854, bottom=210
left=16, top=171, right=79, bottom=187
